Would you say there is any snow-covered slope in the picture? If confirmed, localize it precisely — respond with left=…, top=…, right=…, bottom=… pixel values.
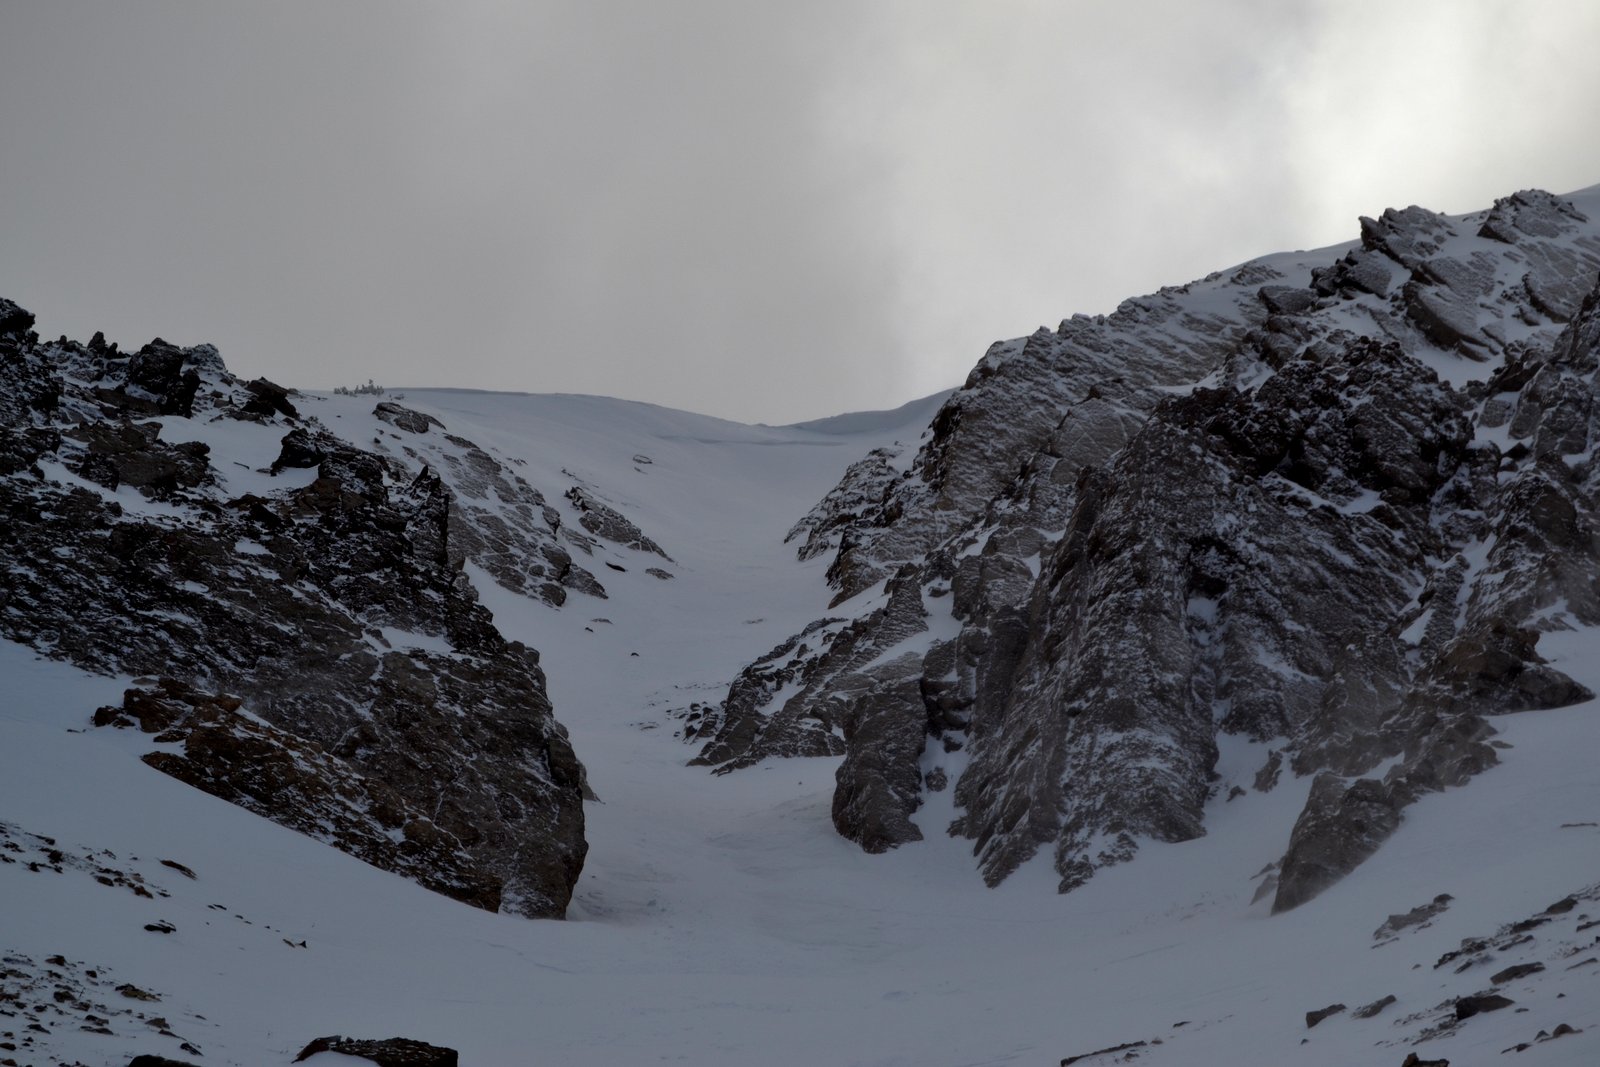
left=3, top=379, right=1596, bottom=1067
left=5, top=186, right=1600, bottom=1067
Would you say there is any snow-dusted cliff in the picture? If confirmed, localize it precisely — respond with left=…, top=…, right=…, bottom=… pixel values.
left=697, top=186, right=1600, bottom=916
left=2, top=185, right=1599, bottom=1067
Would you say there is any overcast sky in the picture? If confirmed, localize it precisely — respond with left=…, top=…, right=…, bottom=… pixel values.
left=3, top=2, right=1600, bottom=423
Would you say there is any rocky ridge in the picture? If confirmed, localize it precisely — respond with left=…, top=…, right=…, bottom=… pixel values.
left=695, top=187, right=1600, bottom=908
left=0, top=308, right=651, bottom=917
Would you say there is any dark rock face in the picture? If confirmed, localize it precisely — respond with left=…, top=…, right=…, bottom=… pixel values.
left=0, top=296, right=34, bottom=337
left=307, top=416, right=612, bottom=609
left=0, top=314, right=588, bottom=917
left=271, top=426, right=326, bottom=472
left=66, top=418, right=211, bottom=493
left=700, top=187, right=1600, bottom=905
left=829, top=649, right=930, bottom=853
left=294, top=1035, right=458, bottom=1066
left=242, top=376, right=298, bottom=419
left=1275, top=775, right=1405, bottom=913
left=97, top=679, right=506, bottom=910
left=125, top=340, right=203, bottom=417
left=691, top=567, right=936, bottom=854
left=689, top=616, right=852, bottom=770
left=787, top=445, right=911, bottom=562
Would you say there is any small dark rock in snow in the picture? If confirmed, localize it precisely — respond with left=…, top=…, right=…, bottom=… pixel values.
left=1374, top=894, right=1453, bottom=940
left=142, top=921, right=175, bottom=934
left=1059, top=1039, right=1147, bottom=1065
left=115, top=982, right=160, bottom=1001
left=158, top=859, right=196, bottom=879
left=1353, top=994, right=1396, bottom=1018
left=1490, top=962, right=1545, bottom=985
left=1434, top=938, right=1489, bottom=970
left=1305, top=1003, right=1346, bottom=1028
left=1455, top=993, right=1514, bottom=1020
left=294, top=1034, right=459, bottom=1066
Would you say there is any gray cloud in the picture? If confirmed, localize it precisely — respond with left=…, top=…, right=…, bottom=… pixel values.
left=2, top=2, right=1598, bottom=422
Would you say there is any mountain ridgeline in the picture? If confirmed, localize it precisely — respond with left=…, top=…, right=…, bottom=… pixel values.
left=3, top=185, right=1599, bottom=923
left=694, top=187, right=1600, bottom=910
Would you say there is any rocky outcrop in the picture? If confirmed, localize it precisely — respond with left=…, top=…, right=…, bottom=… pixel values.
left=786, top=445, right=910, bottom=562
left=95, top=679, right=507, bottom=911
left=374, top=400, right=444, bottom=434
left=369, top=405, right=609, bottom=606
left=700, top=187, right=1600, bottom=907
left=691, top=565, right=941, bottom=854
left=293, top=1035, right=458, bottom=1066
left=1374, top=894, right=1454, bottom=940
left=564, top=484, right=671, bottom=559
left=0, top=309, right=588, bottom=917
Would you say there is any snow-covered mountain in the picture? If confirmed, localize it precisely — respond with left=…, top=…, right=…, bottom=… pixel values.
left=2, top=186, right=1598, bottom=1067
left=698, top=186, right=1600, bottom=912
